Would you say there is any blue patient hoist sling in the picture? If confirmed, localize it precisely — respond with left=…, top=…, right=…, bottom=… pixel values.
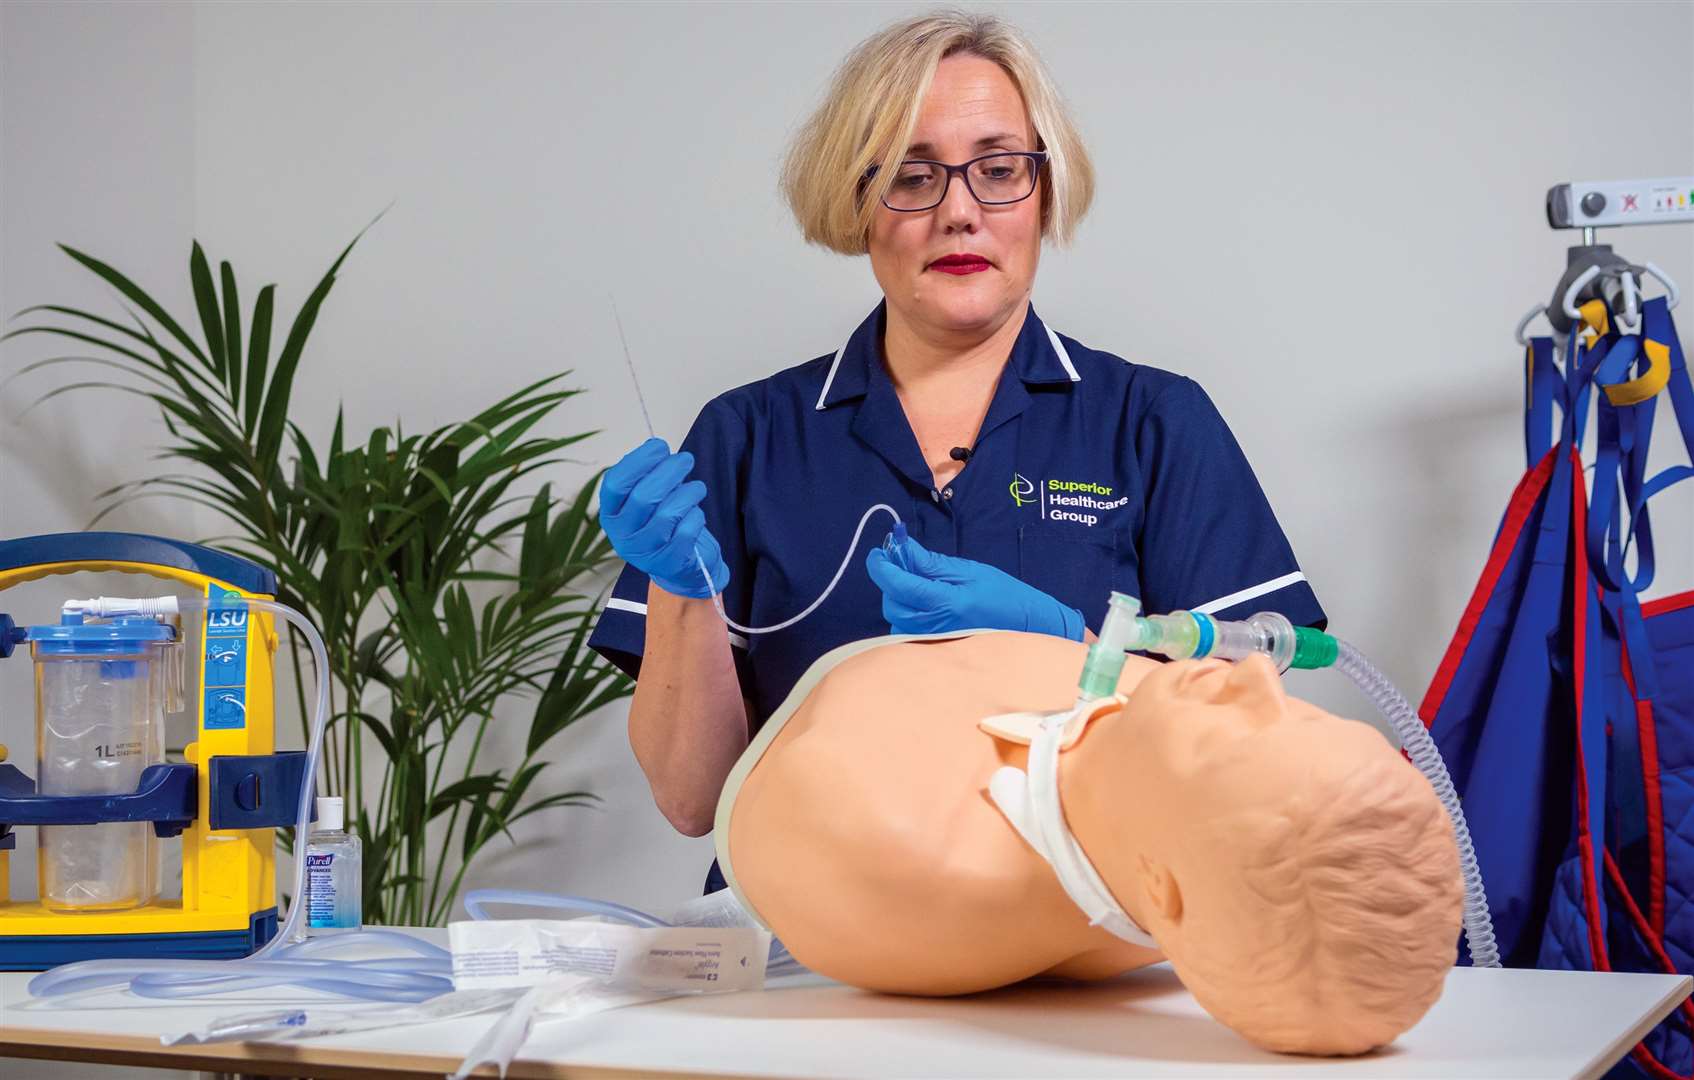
left=1421, top=295, right=1694, bottom=1079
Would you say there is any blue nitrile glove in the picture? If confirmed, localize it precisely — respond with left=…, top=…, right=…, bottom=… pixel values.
left=598, top=437, right=730, bottom=599
left=864, top=534, right=1085, bottom=641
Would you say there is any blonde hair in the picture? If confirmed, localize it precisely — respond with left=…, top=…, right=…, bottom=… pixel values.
left=781, top=10, right=1095, bottom=255
left=1176, top=750, right=1464, bottom=1056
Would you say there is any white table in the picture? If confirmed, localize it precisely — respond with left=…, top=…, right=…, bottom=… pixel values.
left=2, top=933, right=1687, bottom=1079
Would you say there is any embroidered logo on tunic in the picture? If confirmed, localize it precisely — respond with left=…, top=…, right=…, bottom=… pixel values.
left=1009, top=473, right=1035, bottom=507
left=1012, top=474, right=1131, bottom=526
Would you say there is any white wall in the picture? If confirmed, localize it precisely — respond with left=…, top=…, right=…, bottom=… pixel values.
left=3, top=1, right=1692, bottom=917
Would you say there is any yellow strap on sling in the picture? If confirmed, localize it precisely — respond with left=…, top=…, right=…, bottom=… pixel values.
left=1603, top=339, right=1672, bottom=406
left=1580, top=299, right=1610, bottom=345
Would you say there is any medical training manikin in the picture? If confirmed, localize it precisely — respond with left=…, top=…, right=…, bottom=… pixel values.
left=713, top=630, right=1463, bottom=1056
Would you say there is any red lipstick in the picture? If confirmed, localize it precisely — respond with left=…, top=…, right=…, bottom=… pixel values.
left=928, top=253, right=992, bottom=275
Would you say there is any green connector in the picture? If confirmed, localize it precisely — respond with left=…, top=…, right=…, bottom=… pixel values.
left=1290, top=626, right=1339, bottom=670
left=1078, top=592, right=1142, bottom=700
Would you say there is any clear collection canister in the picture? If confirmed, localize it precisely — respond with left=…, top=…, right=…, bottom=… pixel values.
left=29, top=614, right=180, bottom=912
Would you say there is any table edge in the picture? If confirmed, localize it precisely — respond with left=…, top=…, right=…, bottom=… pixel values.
left=1575, top=974, right=1694, bottom=1080
left=0, top=1027, right=782, bottom=1080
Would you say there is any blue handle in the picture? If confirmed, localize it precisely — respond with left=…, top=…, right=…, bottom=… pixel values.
left=0, top=532, right=277, bottom=596
left=0, top=614, right=22, bottom=659
left=0, top=751, right=314, bottom=837
left=207, top=751, right=315, bottom=831
left=0, top=762, right=197, bottom=837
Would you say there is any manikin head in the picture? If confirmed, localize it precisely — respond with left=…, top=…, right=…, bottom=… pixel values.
left=1072, top=655, right=1463, bottom=1055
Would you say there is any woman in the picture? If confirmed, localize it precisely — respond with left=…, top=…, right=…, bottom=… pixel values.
left=588, top=12, right=1324, bottom=877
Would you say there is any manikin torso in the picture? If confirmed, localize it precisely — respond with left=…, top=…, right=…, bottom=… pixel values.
left=721, top=631, right=1161, bottom=995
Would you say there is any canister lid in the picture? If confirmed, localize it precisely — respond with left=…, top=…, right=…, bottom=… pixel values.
left=27, top=613, right=177, bottom=655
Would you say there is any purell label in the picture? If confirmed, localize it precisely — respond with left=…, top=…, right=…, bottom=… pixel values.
left=306, top=853, right=338, bottom=927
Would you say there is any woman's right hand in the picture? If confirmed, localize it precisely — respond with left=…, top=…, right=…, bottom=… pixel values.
left=599, top=437, right=731, bottom=599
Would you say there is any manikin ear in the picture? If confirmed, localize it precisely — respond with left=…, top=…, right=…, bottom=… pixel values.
left=1138, top=854, right=1183, bottom=925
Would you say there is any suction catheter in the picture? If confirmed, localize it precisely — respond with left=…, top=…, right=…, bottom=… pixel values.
left=692, top=506, right=904, bottom=636
left=1074, top=592, right=1501, bottom=969
left=615, top=297, right=910, bottom=640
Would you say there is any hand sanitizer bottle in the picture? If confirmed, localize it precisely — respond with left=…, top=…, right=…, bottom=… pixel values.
left=303, top=796, right=361, bottom=936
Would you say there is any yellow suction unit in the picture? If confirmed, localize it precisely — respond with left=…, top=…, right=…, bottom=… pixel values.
left=0, top=532, right=303, bottom=969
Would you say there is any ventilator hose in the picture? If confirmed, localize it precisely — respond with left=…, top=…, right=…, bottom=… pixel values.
left=1333, top=641, right=1501, bottom=968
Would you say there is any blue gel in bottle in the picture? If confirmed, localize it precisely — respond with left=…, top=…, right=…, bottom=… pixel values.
left=303, top=796, right=362, bottom=937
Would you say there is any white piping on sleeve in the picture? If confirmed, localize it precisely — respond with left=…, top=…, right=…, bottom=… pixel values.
left=604, top=596, right=747, bottom=649
left=1192, top=571, right=1309, bottom=616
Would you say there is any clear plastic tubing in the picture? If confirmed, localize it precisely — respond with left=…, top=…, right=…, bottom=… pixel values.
left=1332, top=639, right=1500, bottom=969
left=29, top=594, right=454, bottom=1002
left=460, top=889, right=669, bottom=927
left=692, top=504, right=902, bottom=636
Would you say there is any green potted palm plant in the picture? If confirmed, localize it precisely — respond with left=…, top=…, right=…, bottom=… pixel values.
left=5, top=225, right=632, bottom=925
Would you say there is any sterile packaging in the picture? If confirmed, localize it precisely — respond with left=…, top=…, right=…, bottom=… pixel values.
left=449, top=917, right=771, bottom=996
left=447, top=919, right=773, bottom=1080
left=665, top=888, right=805, bottom=976
left=667, top=887, right=765, bottom=929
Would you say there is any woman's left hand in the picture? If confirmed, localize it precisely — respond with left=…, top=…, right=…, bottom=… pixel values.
left=865, top=535, right=1085, bottom=641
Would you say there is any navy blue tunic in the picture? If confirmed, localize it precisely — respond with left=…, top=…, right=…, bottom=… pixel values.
left=589, top=301, right=1325, bottom=726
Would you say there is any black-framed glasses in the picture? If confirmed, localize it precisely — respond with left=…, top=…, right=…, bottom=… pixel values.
left=867, top=151, right=1047, bottom=212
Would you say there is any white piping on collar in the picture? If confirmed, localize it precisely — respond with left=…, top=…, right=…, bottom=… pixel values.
left=1045, top=325, right=1082, bottom=382
left=817, top=323, right=1077, bottom=409
left=814, top=339, right=851, bottom=411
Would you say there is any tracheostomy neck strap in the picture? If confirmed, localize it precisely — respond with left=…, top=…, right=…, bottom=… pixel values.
left=987, top=704, right=1158, bottom=950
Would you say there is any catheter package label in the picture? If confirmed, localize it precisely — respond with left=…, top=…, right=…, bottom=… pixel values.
left=202, top=584, right=250, bottom=731
left=449, top=918, right=771, bottom=995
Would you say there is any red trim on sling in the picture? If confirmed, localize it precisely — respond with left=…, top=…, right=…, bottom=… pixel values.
left=1643, top=590, right=1694, bottom=619
left=1603, top=850, right=1694, bottom=1080
left=1418, top=450, right=1560, bottom=724
left=1638, top=700, right=1668, bottom=939
left=1631, top=1041, right=1692, bottom=1080
left=1569, top=455, right=1611, bottom=971
left=1573, top=466, right=1689, bottom=1080
left=1621, top=638, right=1669, bottom=939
